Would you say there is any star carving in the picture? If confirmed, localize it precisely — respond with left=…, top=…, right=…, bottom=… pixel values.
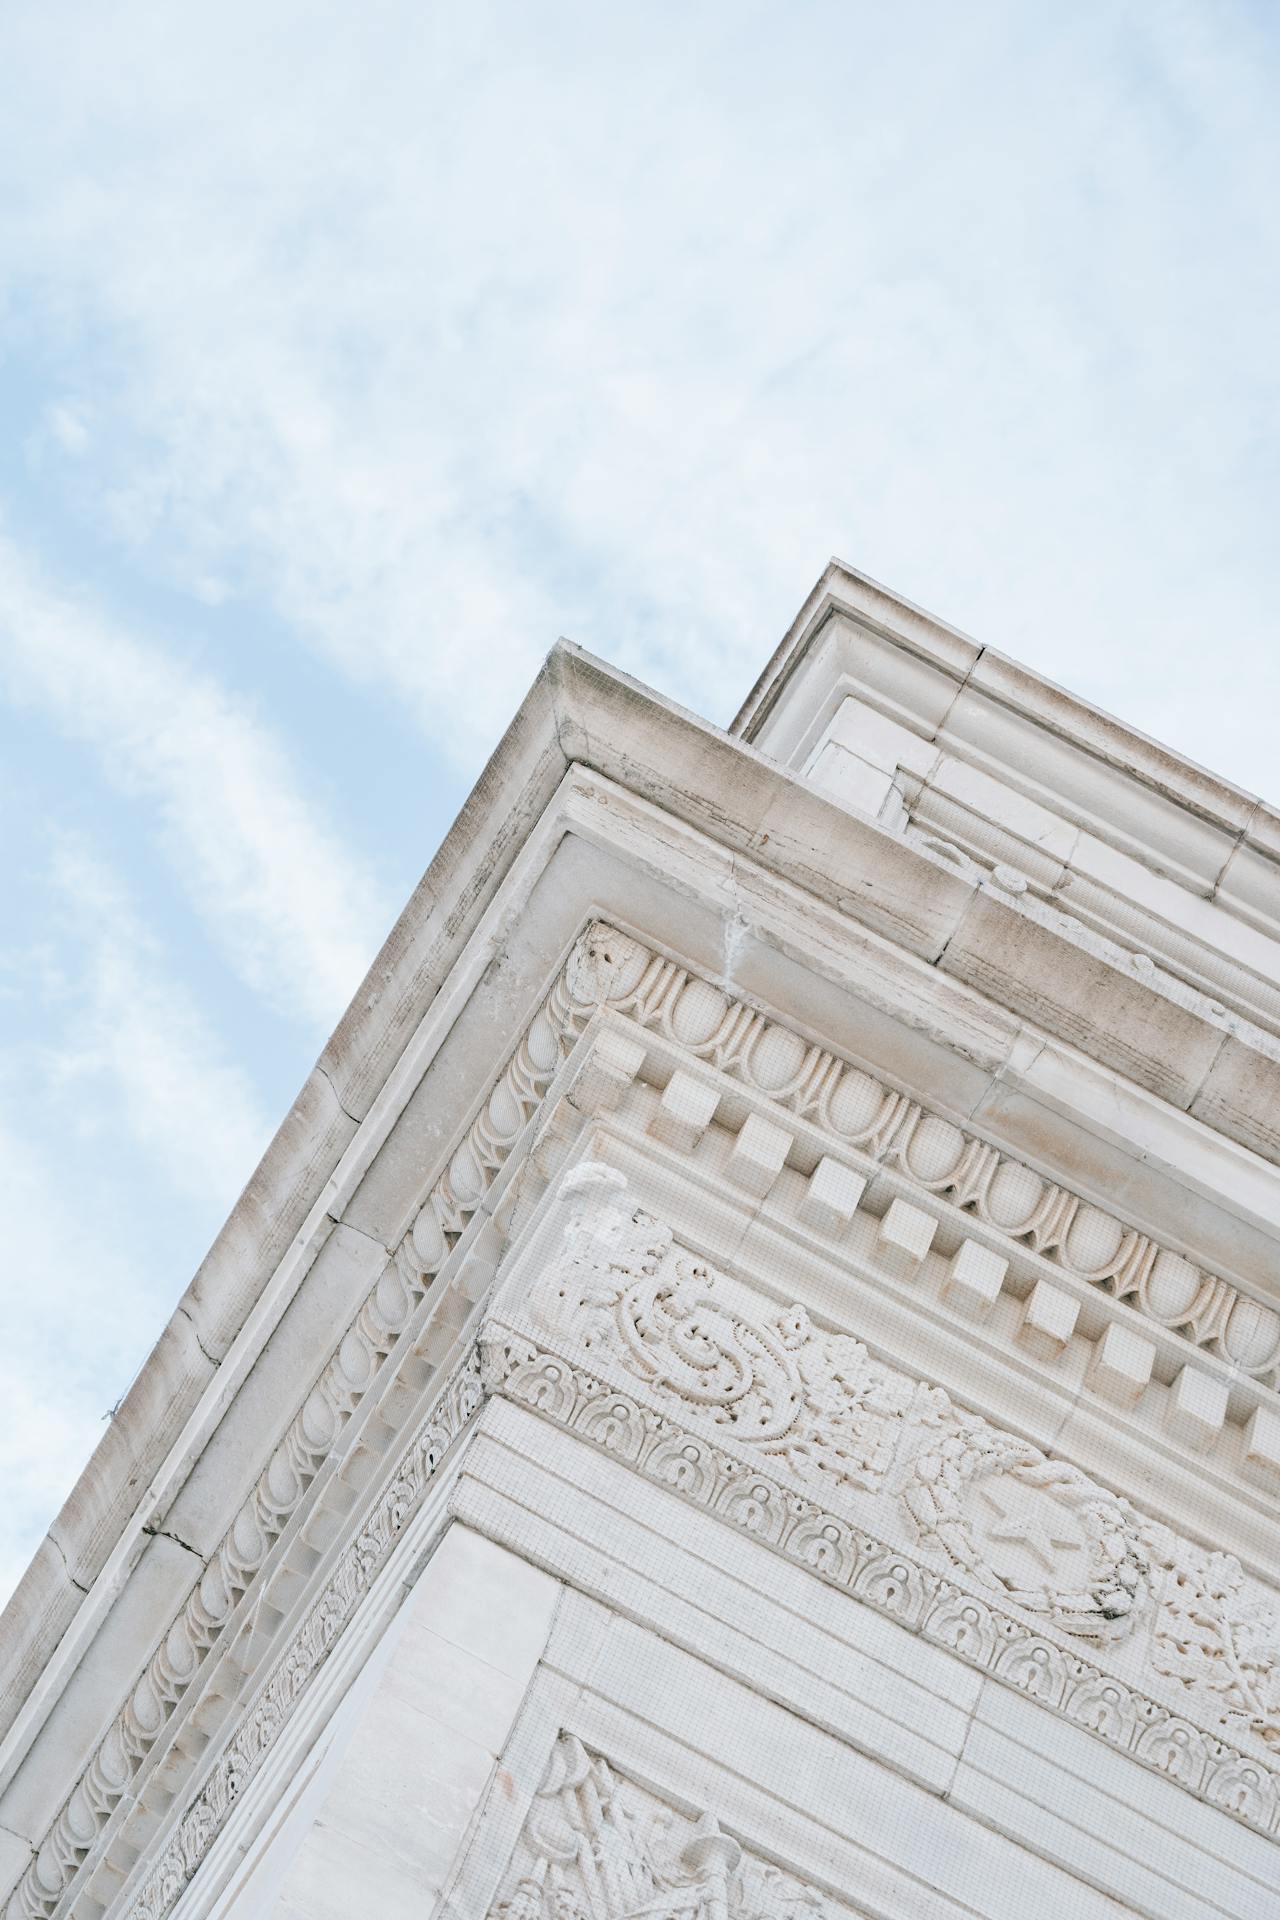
left=977, top=1481, right=1083, bottom=1577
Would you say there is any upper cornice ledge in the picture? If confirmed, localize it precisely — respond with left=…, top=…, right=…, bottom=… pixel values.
left=734, top=556, right=1276, bottom=855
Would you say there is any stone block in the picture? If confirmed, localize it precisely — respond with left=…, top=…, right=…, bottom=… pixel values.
left=0, top=1539, right=84, bottom=1775
left=649, top=1070, right=718, bottom=1152
left=1192, top=1034, right=1280, bottom=1170
left=161, top=1222, right=389, bottom=1556
left=942, top=1240, right=1007, bottom=1319
left=1164, top=1366, right=1228, bottom=1451
left=566, top=1028, right=646, bottom=1116
left=726, top=1113, right=793, bottom=1198
left=1088, top=1321, right=1155, bottom=1406
left=876, top=1198, right=936, bottom=1272
left=1243, top=1403, right=1280, bottom=1480
left=1, top=1534, right=200, bottom=1840
left=49, top=1307, right=215, bottom=1589
left=938, top=888, right=1223, bottom=1112
left=807, top=743, right=900, bottom=819
left=797, top=1157, right=866, bottom=1234
left=1016, top=1279, right=1079, bottom=1358
left=822, top=695, right=923, bottom=774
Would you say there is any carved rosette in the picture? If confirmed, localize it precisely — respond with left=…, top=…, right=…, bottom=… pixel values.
left=900, top=1426, right=1148, bottom=1641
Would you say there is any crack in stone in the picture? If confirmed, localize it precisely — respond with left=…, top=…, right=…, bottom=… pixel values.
left=140, top=1523, right=202, bottom=1562
left=176, top=1305, right=218, bottom=1370
left=315, top=1060, right=360, bottom=1126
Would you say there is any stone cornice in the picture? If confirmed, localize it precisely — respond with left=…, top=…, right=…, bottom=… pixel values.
left=733, top=562, right=1280, bottom=1061
left=10, top=912, right=1280, bottom=1918
left=122, top=1352, right=485, bottom=1920
left=556, top=932, right=1280, bottom=1443
left=11, top=610, right=1280, bottom=1806
left=480, top=1174, right=1280, bottom=1839
left=14, top=906, right=1280, bottom=1912
left=1, top=930, right=624, bottom=1920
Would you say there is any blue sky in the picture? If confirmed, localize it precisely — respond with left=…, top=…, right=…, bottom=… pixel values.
left=1, top=0, right=1278, bottom=1602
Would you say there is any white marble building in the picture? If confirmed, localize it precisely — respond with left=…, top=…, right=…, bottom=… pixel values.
left=2, top=561, right=1278, bottom=1920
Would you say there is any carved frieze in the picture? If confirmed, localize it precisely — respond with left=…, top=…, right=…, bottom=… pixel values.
left=490, top=1735, right=852, bottom=1920
left=1142, top=1518, right=1280, bottom=1752
left=490, top=1336, right=1280, bottom=1838
left=489, top=1176, right=1280, bottom=1775
left=523, top=1176, right=1149, bottom=1645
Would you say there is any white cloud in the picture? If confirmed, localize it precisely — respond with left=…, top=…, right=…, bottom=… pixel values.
left=0, top=1093, right=186, bottom=1606
left=0, top=0, right=1279, bottom=1600
left=0, top=839, right=275, bottom=1603
left=0, top=533, right=390, bottom=1028
left=46, top=403, right=89, bottom=456
left=0, top=2, right=1276, bottom=784
left=37, top=838, right=272, bottom=1202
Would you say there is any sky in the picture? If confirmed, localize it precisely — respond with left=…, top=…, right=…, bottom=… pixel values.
left=0, top=0, right=1278, bottom=1605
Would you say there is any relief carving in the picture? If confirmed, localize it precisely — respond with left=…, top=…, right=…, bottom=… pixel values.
left=902, top=1424, right=1146, bottom=1642
left=31, top=921, right=1280, bottom=1920
left=525, top=1182, right=1148, bottom=1642
left=1141, top=1520, right=1280, bottom=1750
left=489, top=1736, right=851, bottom=1920
left=585, top=924, right=1280, bottom=1386
left=492, top=1340, right=1280, bottom=1837
left=124, top=1353, right=485, bottom=1920
left=534, top=1170, right=929, bottom=1495
left=13, top=926, right=657, bottom=1920
left=502, top=1176, right=1280, bottom=1760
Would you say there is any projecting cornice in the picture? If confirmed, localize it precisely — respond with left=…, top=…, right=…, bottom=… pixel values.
left=4, top=567, right=1280, bottom=1908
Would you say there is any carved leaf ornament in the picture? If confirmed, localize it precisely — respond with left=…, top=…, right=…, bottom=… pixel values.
left=516, top=1178, right=1280, bottom=1756
left=491, top=1737, right=849, bottom=1920
left=533, top=1191, right=1148, bottom=1644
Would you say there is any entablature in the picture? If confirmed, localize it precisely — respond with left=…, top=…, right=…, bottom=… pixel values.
left=483, top=1151, right=1280, bottom=1825
left=8, top=597, right=1280, bottom=1920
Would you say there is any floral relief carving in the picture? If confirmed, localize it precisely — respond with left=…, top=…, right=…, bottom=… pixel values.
left=534, top=1176, right=933, bottom=1496
left=1141, top=1519, right=1280, bottom=1750
left=490, top=1735, right=850, bottom=1920
left=500, top=1179, right=1280, bottom=1762
left=526, top=1190, right=1148, bottom=1642
left=23, top=921, right=1280, bottom=1920
left=488, top=1336, right=1280, bottom=1840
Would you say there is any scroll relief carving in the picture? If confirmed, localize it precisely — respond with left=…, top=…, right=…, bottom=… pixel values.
left=19, top=922, right=1280, bottom=1920
left=501, top=1183, right=1277, bottom=1750
left=490, top=1735, right=852, bottom=1920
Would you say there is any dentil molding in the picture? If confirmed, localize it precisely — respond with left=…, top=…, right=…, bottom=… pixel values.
left=482, top=1165, right=1280, bottom=1836
left=16, top=920, right=1280, bottom=1920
